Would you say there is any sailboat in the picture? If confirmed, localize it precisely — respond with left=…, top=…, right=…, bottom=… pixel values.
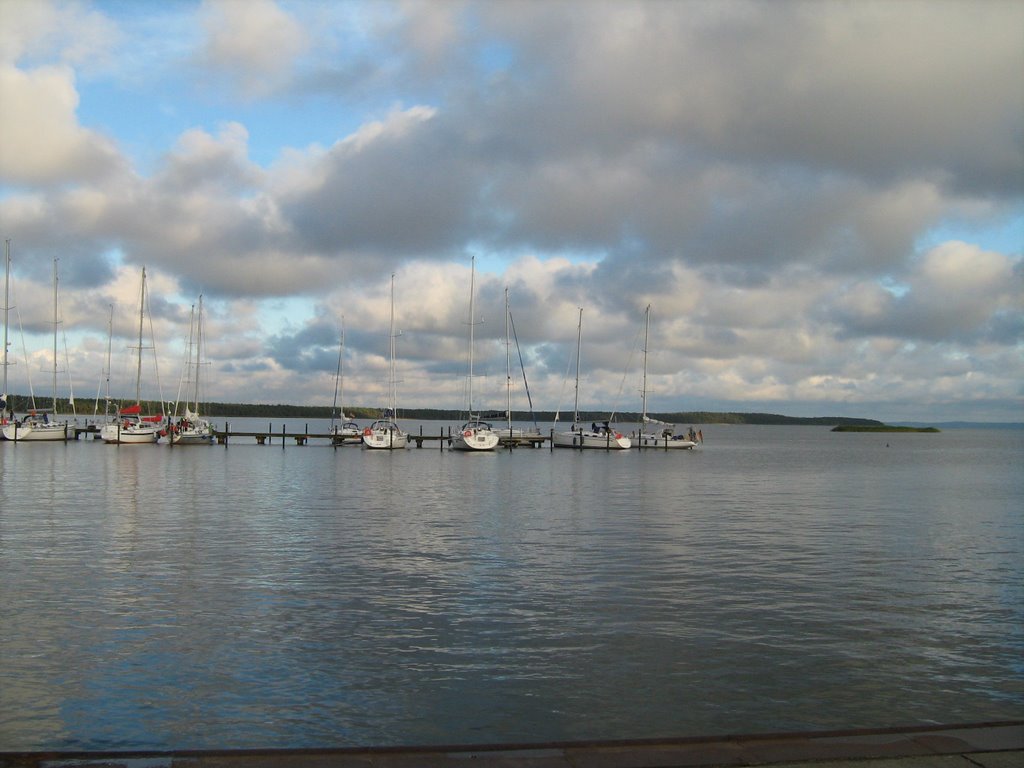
left=634, top=304, right=697, bottom=449
left=329, top=319, right=361, bottom=446
left=2, top=257, right=72, bottom=442
left=170, top=295, right=214, bottom=445
left=362, top=274, right=407, bottom=449
left=100, top=267, right=163, bottom=444
left=449, top=256, right=499, bottom=451
left=495, top=286, right=541, bottom=444
left=552, top=307, right=631, bottom=449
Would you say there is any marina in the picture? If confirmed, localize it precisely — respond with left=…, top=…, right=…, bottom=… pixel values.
left=1, top=423, right=694, bottom=449
left=1, top=418, right=697, bottom=449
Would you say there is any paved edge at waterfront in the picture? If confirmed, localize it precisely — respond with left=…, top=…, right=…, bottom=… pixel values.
left=1, top=721, right=1021, bottom=768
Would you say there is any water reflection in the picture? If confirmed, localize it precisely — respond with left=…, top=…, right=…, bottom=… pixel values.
left=0, top=426, right=1021, bottom=749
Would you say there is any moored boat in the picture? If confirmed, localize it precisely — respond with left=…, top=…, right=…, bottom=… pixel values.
left=329, top=320, right=362, bottom=446
left=450, top=256, right=498, bottom=451
left=633, top=305, right=698, bottom=450
left=362, top=275, right=407, bottom=450
left=100, top=404, right=162, bottom=444
left=2, top=256, right=74, bottom=442
left=2, top=410, right=70, bottom=442
left=495, top=287, right=542, bottom=445
left=552, top=307, right=631, bottom=450
left=170, top=296, right=214, bottom=445
left=100, top=267, right=164, bottom=445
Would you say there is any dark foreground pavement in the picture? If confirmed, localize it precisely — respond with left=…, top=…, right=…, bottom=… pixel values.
left=2, top=721, right=1021, bottom=768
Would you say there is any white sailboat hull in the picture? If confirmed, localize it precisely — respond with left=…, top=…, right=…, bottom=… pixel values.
left=553, top=428, right=631, bottom=450
left=2, top=421, right=69, bottom=441
left=635, top=433, right=697, bottom=449
left=100, top=423, right=160, bottom=444
left=330, top=422, right=362, bottom=446
left=449, top=425, right=499, bottom=451
left=171, top=428, right=214, bottom=445
left=362, top=422, right=407, bottom=450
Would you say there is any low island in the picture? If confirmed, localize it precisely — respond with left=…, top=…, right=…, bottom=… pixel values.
left=831, top=425, right=940, bottom=433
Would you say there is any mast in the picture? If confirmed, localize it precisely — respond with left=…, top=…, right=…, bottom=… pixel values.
left=135, top=268, right=146, bottom=406
left=103, top=304, right=112, bottom=417
left=193, top=295, right=204, bottom=413
left=509, top=310, right=538, bottom=430
left=181, top=300, right=197, bottom=417
left=331, top=318, right=344, bottom=430
left=504, top=286, right=511, bottom=431
left=338, top=317, right=345, bottom=420
left=2, top=240, right=10, bottom=412
left=388, top=273, right=396, bottom=417
left=572, top=307, right=582, bottom=425
left=467, top=255, right=476, bottom=418
left=641, top=303, right=650, bottom=424
left=52, top=258, right=59, bottom=414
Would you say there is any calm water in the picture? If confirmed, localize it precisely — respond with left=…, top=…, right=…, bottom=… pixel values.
left=1, top=422, right=1022, bottom=750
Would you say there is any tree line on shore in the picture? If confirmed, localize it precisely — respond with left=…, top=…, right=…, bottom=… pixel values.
left=2, top=393, right=883, bottom=427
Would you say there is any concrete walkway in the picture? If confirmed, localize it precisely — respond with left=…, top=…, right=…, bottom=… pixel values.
left=1, top=721, right=1021, bottom=768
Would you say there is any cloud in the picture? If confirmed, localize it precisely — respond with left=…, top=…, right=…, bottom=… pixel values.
left=474, top=0, right=1024, bottom=194
left=0, top=0, right=1020, bottom=421
left=277, top=105, right=485, bottom=271
left=830, top=242, right=1023, bottom=343
left=194, top=0, right=310, bottom=99
left=0, top=0, right=121, bottom=71
left=0, top=64, right=123, bottom=184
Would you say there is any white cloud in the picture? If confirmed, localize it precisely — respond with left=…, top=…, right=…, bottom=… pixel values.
left=195, top=0, right=311, bottom=99
left=830, top=242, right=1023, bottom=342
left=0, top=0, right=120, bottom=71
left=0, top=63, right=122, bottom=184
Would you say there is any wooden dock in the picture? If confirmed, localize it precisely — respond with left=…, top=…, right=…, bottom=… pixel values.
left=7, top=422, right=695, bottom=451
left=212, top=423, right=549, bottom=448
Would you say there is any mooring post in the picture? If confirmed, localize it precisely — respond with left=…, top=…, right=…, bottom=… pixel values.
left=281, top=423, right=285, bottom=449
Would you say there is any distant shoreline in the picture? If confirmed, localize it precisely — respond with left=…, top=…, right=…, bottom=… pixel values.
left=6, top=393, right=1017, bottom=428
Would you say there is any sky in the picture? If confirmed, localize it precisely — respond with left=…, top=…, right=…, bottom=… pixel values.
left=0, top=0, right=1022, bottom=424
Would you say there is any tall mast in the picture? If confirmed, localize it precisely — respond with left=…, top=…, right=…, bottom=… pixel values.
left=388, top=273, right=396, bottom=415
left=103, top=304, right=113, bottom=417
left=182, top=300, right=197, bottom=416
left=467, top=255, right=476, bottom=417
left=193, top=295, right=204, bottom=412
left=641, top=304, right=651, bottom=422
left=52, top=258, right=59, bottom=414
left=338, top=316, right=345, bottom=420
left=504, top=286, right=511, bottom=431
left=135, top=268, right=146, bottom=405
left=331, top=317, right=345, bottom=430
left=2, top=240, right=10, bottom=407
left=572, top=307, right=582, bottom=424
